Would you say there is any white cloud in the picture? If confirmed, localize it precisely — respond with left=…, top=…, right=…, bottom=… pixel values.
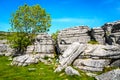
left=52, top=18, right=97, bottom=23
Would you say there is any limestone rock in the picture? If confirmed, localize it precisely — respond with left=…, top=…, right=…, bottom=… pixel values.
left=95, top=69, right=120, bottom=80
left=76, top=66, right=103, bottom=72
left=73, top=59, right=110, bottom=72
left=26, top=33, right=54, bottom=54
left=93, top=28, right=104, bottom=44
left=59, top=42, right=87, bottom=66
left=65, top=66, right=80, bottom=76
left=57, top=26, right=90, bottom=52
left=61, top=42, right=80, bottom=58
left=83, top=44, right=120, bottom=59
left=11, top=53, right=54, bottom=66
left=55, top=42, right=86, bottom=72
left=0, top=40, right=13, bottom=56
left=110, top=59, right=120, bottom=67
left=54, top=65, right=67, bottom=72
left=73, top=59, right=110, bottom=68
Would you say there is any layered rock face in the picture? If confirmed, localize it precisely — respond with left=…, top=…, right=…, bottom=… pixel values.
left=93, top=28, right=104, bottom=44
left=26, top=33, right=54, bottom=54
left=58, top=26, right=90, bottom=52
left=57, top=21, right=120, bottom=53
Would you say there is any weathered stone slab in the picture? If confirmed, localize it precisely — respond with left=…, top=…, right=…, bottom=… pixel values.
left=65, top=66, right=80, bottom=76
left=76, top=66, right=103, bottom=72
left=95, top=69, right=120, bottom=80
left=59, top=43, right=87, bottom=66
left=61, top=42, right=80, bottom=58
left=73, top=59, right=110, bottom=68
left=84, top=44, right=120, bottom=59
left=11, top=53, right=54, bottom=66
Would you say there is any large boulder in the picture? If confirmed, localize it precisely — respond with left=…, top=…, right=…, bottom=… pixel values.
left=58, top=26, right=90, bottom=52
left=59, top=42, right=87, bottom=66
left=54, top=42, right=87, bottom=72
left=73, top=59, right=110, bottom=68
left=82, top=44, right=120, bottom=59
left=95, top=69, right=120, bottom=80
left=73, top=59, right=110, bottom=72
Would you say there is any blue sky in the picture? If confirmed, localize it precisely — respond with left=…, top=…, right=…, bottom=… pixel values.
left=0, top=0, right=120, bottom=33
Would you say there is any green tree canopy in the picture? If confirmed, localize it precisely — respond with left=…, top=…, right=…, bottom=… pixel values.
left=8, top=4, right=51, bottom=55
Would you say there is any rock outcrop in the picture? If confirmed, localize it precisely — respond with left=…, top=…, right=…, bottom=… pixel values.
left=26, top=33, right=54, bottom=54
left=57, top=21, right=120, bottom=53
left=58, top=26, right=90, bottom=52
left=74, top=44, right=120, bottom=72
left=11, top=33, right=55, bottom=66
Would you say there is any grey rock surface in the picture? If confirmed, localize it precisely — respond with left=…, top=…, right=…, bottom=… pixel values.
left=95, top=69, right=120, bottom=80
left=83, top=44, right=120, bottom=59
left=59, top=42, right=87, bottom=66
left=110, top=59, right=120, bottom=67
left=76, top=66, right=103, bottom=72
left=26, top=33, right=54, bottom=54
left=73, top=59, right=110, bottom=68
left=55, top=42, right=86, bottom=72
left=0, top=40, right=13, bottom=56
left=57, top=26, right=90, bottom=52
left=11, top=53, right=54, bottom=66
left=65, top=66, right=80, bottom=76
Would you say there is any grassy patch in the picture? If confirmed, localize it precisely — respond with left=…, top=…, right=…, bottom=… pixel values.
left=88, top=40, right=99, bottom=44
left=0, top=56, right=95, bottom=80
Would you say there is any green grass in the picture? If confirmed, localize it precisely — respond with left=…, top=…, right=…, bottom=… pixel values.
left=0, top=56, right=95, bottom=80
left=88, top=40, right=99, bottom=44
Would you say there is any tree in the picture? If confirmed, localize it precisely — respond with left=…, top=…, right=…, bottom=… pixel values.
left=8, top=4, right=51, bottom=55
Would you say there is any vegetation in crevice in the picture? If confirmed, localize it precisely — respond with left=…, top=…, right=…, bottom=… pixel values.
left=88, top=40, right=99, bottom=44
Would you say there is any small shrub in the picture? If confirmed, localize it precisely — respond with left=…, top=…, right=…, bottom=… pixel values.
left=44, top=56, right=49, bottom=60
